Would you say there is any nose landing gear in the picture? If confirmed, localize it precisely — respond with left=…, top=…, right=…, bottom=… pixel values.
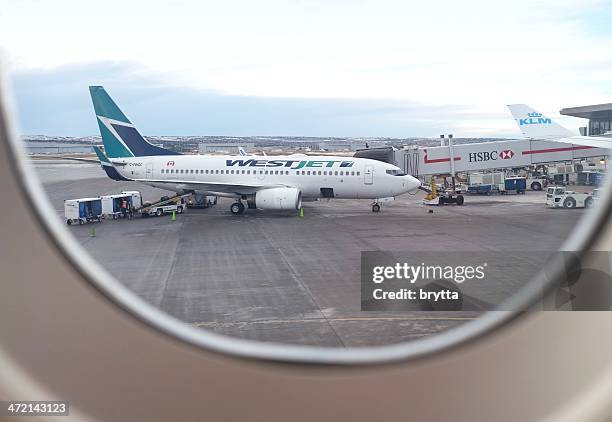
left=372, top=203, right=381, bottom=213
left=230, top=201, right=245, bottom=215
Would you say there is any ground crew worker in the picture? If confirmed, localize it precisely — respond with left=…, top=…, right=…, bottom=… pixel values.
left=120, top=198, right=128, bottom=218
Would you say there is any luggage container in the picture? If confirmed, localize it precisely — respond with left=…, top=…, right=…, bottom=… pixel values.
left=467, top=172, right=504, bottom=195
left=577, top=171, right=605, bottom=186
left=64, top=198, right=102, bottom=225
left=120, top=191, right=143, bottom=209
left=101, top=194, right=135, bottom=219
left=502, top=177, right=527, bottom=194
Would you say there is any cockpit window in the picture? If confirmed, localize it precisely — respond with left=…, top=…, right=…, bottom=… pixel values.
left=386, top=169, right=405, bottom=175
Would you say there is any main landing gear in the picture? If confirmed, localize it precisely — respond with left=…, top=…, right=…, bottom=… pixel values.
left=230, top=201, right=245, bottom=215
left=372, top=203, right=381, bottom=213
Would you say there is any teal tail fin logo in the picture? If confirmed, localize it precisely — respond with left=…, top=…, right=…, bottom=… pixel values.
left=89, top=86, right=177, bottom=158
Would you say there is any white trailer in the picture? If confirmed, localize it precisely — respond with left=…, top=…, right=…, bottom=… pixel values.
left=545, top=186, right=593, bottom=209
left=64, top=197, right=103, bottom=225
left=467, top=172, right=505, bottom=195
left=101, top=193, right=136, bottom=219
left=120, top=191, right=143, bottom=208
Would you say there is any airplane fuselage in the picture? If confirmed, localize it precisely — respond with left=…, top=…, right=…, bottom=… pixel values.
left=112, top=154, right=421, bottom=200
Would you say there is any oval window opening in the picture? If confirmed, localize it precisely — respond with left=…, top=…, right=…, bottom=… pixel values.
left=2, top=19, right=612, bottom=365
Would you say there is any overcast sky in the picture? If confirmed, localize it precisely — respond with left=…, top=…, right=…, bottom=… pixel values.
left=1, top=0, right=611, bottom=137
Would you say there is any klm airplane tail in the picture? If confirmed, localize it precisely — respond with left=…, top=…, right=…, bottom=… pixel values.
left=507, top=104, right=574, bottom=140
left=92, top=145, right=129, bottom=181
left=89, top=86, right=178, bottom=158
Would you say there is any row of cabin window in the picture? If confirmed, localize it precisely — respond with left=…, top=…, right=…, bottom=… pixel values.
left=160, top=168, right=361, bottom=176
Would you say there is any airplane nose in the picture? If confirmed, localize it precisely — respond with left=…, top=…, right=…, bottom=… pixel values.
left=405, top=175, right=421, bottom=192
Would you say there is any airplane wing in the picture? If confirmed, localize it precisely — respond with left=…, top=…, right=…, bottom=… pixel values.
left=549, top=135, right=612, bottom=150
left=507, top=104, right=612, bottom=150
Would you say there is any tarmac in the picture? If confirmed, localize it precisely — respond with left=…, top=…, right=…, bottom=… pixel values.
left=33, top=159, right=586, bottom=347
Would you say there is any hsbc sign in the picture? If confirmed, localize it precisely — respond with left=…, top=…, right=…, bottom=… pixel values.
left=468, top=150, right=515, bottom=163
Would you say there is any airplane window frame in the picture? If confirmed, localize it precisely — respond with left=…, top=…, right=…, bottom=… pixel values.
left=2, top=77, right=612, bottom=366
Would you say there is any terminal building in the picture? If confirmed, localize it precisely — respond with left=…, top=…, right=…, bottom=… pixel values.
left=561, top=103, right=612, bottom=136
left=198, top=142, right=255, bottom=154
left=319, top=140, right=388, bottom=151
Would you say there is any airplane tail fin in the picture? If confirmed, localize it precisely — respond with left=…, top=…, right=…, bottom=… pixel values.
left=92, top=145, right=129, bottom=181
left=507, top=104, right=574, bottom=140
left=89, top=86, right=178, bottom=158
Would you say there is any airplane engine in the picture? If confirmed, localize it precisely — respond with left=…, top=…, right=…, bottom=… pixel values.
left=247, top=187, right=302, bottom=210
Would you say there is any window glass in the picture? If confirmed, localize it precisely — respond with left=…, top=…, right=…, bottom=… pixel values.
left=16, top=51, right=606, bottom=363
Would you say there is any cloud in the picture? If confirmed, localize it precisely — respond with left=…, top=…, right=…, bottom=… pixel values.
left=3, top=0, right=609, bottom=137
left=9, top=61, right=519, bottom=137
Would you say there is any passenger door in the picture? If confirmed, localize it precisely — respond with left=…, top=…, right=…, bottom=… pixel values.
left=146, top=162, right=153, bottom=179
left=364, top=166, right=373, bottom=185
left=256, top=168, right=265, bottom=181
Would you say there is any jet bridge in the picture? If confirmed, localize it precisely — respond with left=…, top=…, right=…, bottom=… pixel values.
left=355, top=140, right=608, bottom=178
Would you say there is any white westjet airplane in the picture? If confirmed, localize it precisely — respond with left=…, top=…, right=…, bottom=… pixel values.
left=507, top=104, right=612, bottom=149
left=89, top=86, right=421, bottom=214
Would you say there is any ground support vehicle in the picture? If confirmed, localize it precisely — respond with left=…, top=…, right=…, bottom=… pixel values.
left=64, top=198, right=103, bottom=225
left=546, top=186, right=593, bottom=209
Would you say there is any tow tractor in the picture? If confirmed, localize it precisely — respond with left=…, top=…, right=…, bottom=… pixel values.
left=186, top=194, right=218, bottom=209
left=422, top=180, right=465, bottom=206
left=545, top=186, right=593, bottom=209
